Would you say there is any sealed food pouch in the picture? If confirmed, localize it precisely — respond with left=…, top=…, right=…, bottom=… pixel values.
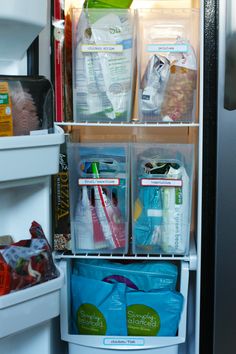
left=141, top=55, right=170, bottom=118
left=161, top=165, right=190, bottom=254
left=71, top=274, right=127, bottom=335
left=73, top=258, right=178, bottom=291
left=126, top=290, right=184, bottom=336
left=160, top=40, right=197, bottom=122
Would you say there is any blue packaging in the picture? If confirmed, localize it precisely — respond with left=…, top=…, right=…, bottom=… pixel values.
left=71, top=274, right=127, bottom=336
left=126, top=290, right=184, bottom=336
left=134, top=186, right=163, bottom=251
left=73, top=259, right=178, bottom=291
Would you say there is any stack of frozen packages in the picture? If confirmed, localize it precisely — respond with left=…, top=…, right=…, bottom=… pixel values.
left=138, top=9, right=198, bottom=123
left=72, top=6, right=134, bottom=122
left=67, top=143, right=129, bottom=253
left=71, top=259, right=184, bottom=336
left=0, top=76, right=54, bottom=137
left=132, top=144, right=194, bottom=255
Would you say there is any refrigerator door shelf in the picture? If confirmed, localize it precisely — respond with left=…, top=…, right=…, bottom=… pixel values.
left=0, top=267, right=64, bottom=339
left=60, top=260, right=189, bottom=352
left=0, top=125, right=65, bottom=183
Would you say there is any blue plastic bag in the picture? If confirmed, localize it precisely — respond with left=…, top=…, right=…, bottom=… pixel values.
left=126, top=290, right=184, bottom=336
left=134, top=186, right=163, bottom=251
left=73, top=259, right=178, bottom=291
left=71, top=274, right=127, bottom=335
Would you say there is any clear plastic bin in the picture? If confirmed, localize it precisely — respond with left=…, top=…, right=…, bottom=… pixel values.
left=67, top=143, right=130, bottom=254
left=72, top=8, right=135, bottom=123
left=137, top=9, right=199, bottom=123
left=131, top=143, right=194, bottom=255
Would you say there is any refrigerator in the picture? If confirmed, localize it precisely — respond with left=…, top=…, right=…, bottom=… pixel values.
left=0, top=0, right=231, bottom=354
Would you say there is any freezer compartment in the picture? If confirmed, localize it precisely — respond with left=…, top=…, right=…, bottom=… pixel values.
left=0, top=267, right=64, bottom=339
left=60, top=259, right=189, bottom=353
left=132, top=143, right=194, bottom=255
left=137, top=8, right=199, bottom=123
left=67, top=143, right=129, bottom=254
left=0, top=125, right=64, bottom=182
left=72, top=8, right=135, bottom=123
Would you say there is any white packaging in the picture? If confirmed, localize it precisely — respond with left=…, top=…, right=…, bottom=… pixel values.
left=161, top=166, right=190, bottom=254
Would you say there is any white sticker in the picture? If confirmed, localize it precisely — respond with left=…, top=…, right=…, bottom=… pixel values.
left=141, top=178, right=182, bottom=187
left=78, top=178, right=120, bottom=186
left=147, top=44, right=188, bottom=53
left=81, top=44, right=123, bottom=53
left=147, top=209, right=163, bottom=217
left=30, top=129, right=49, bottom=136
left=103, top=338, right=145, bottom=346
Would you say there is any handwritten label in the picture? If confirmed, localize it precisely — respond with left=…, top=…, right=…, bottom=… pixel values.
left=103, top=338, right=145, bottom=346
left=147, top=44, right=188, bottom=53
left=81, top=44, right=123, bottom=53
left=141, top=178, right=182, bottom=187
left=78, top=178, right=120, bottom=186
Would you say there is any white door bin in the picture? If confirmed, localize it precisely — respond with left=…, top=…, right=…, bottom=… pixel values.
left=0, top=268, right=64, bottom=339
left=0, top=125, right=65, bottom=183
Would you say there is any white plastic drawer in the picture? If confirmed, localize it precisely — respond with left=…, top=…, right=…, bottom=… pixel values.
left=60, top=259, right=189, bottom=353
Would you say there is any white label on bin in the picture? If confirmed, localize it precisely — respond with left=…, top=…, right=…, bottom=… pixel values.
left=78, top=178, right=120, bottom=186
left=30, top=129, right=48, bottom=135
left=141, top=178, right=182, bottom=187
left=147, top=44, right=188, bottom=53
left=103, top=338, right=145, bottom=346
left=81, top=44, right=123, bottom=53
left=147, top=209, right=163, bottom=217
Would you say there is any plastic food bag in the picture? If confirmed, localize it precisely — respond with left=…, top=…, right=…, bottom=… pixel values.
left=141, top=55, right=170, bottom=118
left=126, top=289, right=183, bottom=336
left=0, top=221, right=58, bottom=295
left=71, top=274, right=127, bottom=335
left=73, top=9, right=134, bottom=122
left=73, top=258, right=178, bottom=291
left=161, top=40, right=197, bottom=122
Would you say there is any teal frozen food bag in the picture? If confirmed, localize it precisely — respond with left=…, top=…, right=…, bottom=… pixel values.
left=73, top=259, right=178, bottom=291
left=134, top=186, right=163, bottom=251
left=126, top=290, right=184, bottom=336
left=71, top=274, right=127, bottom=335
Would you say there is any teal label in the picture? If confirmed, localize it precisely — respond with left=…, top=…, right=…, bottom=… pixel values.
left=77, top=303, right=107, bottom=335
left=127, top=304, right=160, bottom=336
left=0, top=93, right=9, bottom=104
